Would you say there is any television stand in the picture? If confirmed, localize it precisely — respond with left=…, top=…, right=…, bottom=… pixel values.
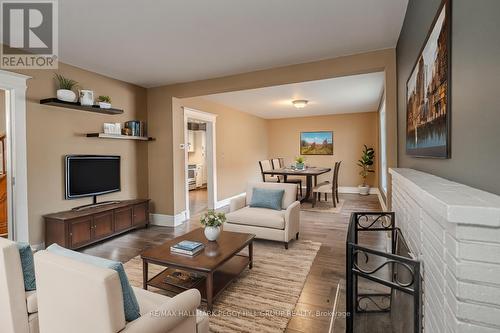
left=44, top=199, right=150, bottom=250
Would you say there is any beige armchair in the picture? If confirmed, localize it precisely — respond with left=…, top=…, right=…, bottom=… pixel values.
left=0, top=238, right=39, bottom=333
left=34, top=250, right=209, bottom=333
left=224, top=182, right=300, bottom=249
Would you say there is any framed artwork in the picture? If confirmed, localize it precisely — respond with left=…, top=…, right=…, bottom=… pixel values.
left=300, top=131, right=333, bottom=155
left=406, top=0, right=451, bottom=158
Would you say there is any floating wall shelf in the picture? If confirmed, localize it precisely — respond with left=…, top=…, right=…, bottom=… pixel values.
left=40, top=98, right=124, bottom=115
left=86, top=133, right=155, bottom=141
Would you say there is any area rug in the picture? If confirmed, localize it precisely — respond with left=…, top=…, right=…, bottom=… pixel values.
left=301, top=199, right=344, bottom=213
left=124, top=239, right=321, bottom=333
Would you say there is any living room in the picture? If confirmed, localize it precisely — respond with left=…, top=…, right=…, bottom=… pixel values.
left=1, top=1, right=500, bottom=333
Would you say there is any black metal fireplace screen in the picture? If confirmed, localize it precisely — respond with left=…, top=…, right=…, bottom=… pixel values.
left=346, top=212, right=422, bottom=333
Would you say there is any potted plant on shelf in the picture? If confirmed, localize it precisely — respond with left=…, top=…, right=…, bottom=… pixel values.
left=54, top=74, right=78, bottom=102
left=200, top=210, right=226, bottom=241
left=97, top=95, right=112, bottom=109
left=357, top=145, right=375, bottom=195
left=295, top=156, right=306, bottom=170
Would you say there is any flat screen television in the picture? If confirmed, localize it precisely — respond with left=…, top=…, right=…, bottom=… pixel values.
left=65, top=155, right=121, bottom=200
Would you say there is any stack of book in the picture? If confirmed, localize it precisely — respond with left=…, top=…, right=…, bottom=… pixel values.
left=170, top=240, right=204, bottom=256
left=124, top=120, right=147, bottom=137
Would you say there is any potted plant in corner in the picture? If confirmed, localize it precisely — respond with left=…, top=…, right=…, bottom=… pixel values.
left=295, top=156, right=306, bottom=170
left=55, top=74, right=78, bottom=102
left=357, top=145, right=375, bottom=195
left=97, top=95, right=112, bottom=109
left=200, top=209, right=226, bottom=241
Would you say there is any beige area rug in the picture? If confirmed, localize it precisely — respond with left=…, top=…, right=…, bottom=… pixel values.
left=301, top=199, right=345, bottom=213
left=124, top=239, right=321, bottom=333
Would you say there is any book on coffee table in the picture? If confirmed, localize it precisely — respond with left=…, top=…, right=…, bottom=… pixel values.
left=163, top=268, right=204, bottom=289
left=170, top=240, right=204, bottom=256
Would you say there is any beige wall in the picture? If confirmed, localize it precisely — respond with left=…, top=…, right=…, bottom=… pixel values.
left=12, top=63, right=148, bottom=244
left=268, top=112, right=379, bottom=188
left=147, top=49, right=396, bottom=215
left=180, top=97, right=268, bottom=208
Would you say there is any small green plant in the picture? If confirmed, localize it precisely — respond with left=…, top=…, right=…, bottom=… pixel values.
left=200, top=210, right=226, bottom=227
left=97, top=95, right=111, bottom=103
left=54, top=73, right=78, bottom=90
left=295, top=156, right=305, bottom=164
left=357, top=145, right=375, bottom=186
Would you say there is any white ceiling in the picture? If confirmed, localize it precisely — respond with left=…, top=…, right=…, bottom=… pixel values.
left=55, top=0, right=408, bottom=87
left=202, top=72, right=385, bottom=119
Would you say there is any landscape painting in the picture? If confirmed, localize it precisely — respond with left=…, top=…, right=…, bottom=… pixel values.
left=406, top=0, right=450, bottom=158
left=300, top=131, right=333, bottom=155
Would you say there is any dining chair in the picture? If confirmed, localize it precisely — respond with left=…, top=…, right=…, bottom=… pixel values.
left=312, top=161, right=341, bottom=208
left=272, top=158, right=303, bottom=197
left=259, top=159, right=280, bottom=182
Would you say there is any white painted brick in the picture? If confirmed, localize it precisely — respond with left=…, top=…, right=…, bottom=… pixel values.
left=390, top=168, right=500, bottom=332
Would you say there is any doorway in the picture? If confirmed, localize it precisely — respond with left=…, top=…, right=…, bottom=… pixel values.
left=187, top=119, right=208, bottom=215
left=183, top=107, right=217, bottom=219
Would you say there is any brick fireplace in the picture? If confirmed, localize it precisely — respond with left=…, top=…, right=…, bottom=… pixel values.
left=390, top=168, right=500, bottom=332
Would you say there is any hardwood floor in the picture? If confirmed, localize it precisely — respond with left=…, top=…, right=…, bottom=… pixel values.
left=189, top=187, right=208, bottom=215
left=82, top=193, right=382, bottom=333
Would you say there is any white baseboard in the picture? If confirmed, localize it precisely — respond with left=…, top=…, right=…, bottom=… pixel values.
left=215, top=192, right=246, bottom=209
left=338, top=186, right=379, bottom=195
left=150, top=211, right=188, bottom=227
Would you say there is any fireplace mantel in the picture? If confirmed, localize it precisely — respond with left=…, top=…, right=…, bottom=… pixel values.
left=390, top=168, right=500, bottom=332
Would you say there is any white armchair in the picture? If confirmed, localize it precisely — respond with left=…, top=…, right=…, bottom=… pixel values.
left=0, top=238, right=39, bottom=333
left=224, top=182, right=300, bottom=249
left=34, top=250, right=209, bottom=333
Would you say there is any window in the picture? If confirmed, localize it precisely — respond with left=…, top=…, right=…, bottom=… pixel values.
left=379, top=100, right=388, bottom=194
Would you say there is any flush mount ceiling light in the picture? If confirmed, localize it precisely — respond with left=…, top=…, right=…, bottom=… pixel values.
left=292, top=99, right=308, bottom=109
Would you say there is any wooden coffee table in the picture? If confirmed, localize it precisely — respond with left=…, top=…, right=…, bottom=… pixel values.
left=141, top=228, right=255, bottom=311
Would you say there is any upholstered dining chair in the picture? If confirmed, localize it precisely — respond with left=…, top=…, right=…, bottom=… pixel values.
left=272, top=158, right=303, bottom=197
left=259, top=159, right=280, bottom=182
left=312, top=161, right=341, bottom=208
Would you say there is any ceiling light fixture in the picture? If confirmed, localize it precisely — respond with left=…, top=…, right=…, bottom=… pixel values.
left=292, top=99, right=308, bottom=109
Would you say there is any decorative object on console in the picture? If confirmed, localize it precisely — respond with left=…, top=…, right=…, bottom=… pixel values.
left=295, top=156, right=305, bottom=170
left=54, top=73, right=78, bottom=102
left=406, top=0, right=450, bottom=158
left=357, top=145, right=375, bottom=195
left=103, top=122, right=121, bottom=135
left=300, top=131, right=334, bottom=155
left=79, top=89, right=94, bottom=106
left=200, top=210, right=226, bottom=241
left=97, top=95, right=112, bottom=109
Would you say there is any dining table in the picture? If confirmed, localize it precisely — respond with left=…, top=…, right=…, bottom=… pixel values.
left=262, top=167, right=331, bottom=203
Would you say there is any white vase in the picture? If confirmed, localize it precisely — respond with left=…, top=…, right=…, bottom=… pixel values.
left=98, top=101, right=111, bottom=109
left=204, top=226, right=220, bottom=241
left=56, top=89, right=76, bottom=102
left=358, top=185, right=370, bottom=196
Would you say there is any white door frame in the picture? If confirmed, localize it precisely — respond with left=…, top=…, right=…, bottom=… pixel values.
left=0, top=70, right=30, bottom=242
left=183, top=107, right=217, bottom=219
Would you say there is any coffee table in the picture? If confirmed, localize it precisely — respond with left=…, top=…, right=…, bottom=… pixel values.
left=141, top=228, right=255, bottom=311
